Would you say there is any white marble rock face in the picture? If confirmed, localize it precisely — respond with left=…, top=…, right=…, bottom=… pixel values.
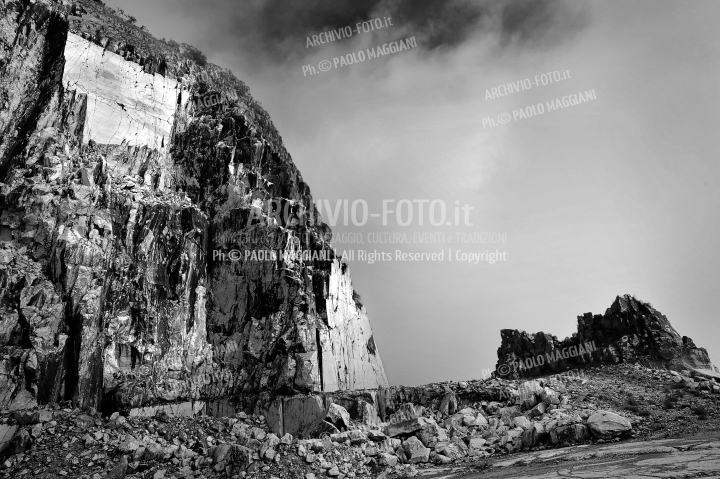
left=322, top=260, right=387, bottom=392
left=63, top=32, right=186, bottom=150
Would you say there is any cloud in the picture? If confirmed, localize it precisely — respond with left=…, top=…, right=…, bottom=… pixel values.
left=174, top=0, right=587, bottom=65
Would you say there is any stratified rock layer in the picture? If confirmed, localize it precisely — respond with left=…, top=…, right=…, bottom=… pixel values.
left=496, top=295, right=715, bottom=378
left=0, top=0, right=387, bottom=414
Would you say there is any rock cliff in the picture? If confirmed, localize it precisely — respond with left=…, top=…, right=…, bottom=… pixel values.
left=496, top=295, right=715, bottom=379
left=0, top=0, right=387, bottom=416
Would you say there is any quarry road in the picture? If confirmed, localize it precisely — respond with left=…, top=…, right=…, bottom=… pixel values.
left=421, top=433, right=720, bottom=478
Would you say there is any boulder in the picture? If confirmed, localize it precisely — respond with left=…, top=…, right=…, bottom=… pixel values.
left=403, top=436, right=430, bottom=463
left=358, top=401, right=380, bottom=427
left=347, top=429, right=367, bottom=445
left=474, top=413, right=489, bottom=428
left=213, top=444, right=232, bottom=465
left=521, top=426, right=539, bottom=450
left=133, top=447, right=146, bottom=461
left=312, top=420, right=340, bottom=437
left=693, top=368, right=720, bottom=382
left=104, top=456, right=128, bottom=479
left=540, top=387, right=561, bottom=405
left=34, top=410, right=53, bottom=423
left=383, top=404, right=427, bottom=438
left=252, top=427, right=267, bottom=440
left=119, top=434, right=142, bottom=453
left=260, top=433, right=280, bottom=458
left=512, top=416, right=532, bottom=430
left=587, top=410, right=632, bottom=439
left=444, top=414, right=464, bottom=430
left=282, top=396, right=330, bottom=438
left=552, top=424, right=589, bottom=444
left=10, top=428, right=32, bottom=454
left=415, top=418, right=447, bottom=448
left=462, top=414, right=481, bottom=427
left=439, top=439, right=467, bottom=460
left=230, top=445, right=254, bottom=468
left=398, top=464, right=418, bottom=477
left=517, top=380, right=543, bottom=408
left=530, top=402, right=547, bottom=417
left=12, top=410, right=37, bottom=425
left=326, top=403, right=351, bottom=431
left=378, top=452, right=399, bottom=466
left=0, top=425, right=18, bottom=453
left=499, top=406, right=522, bottom=425
left=438, top=391, right=458, bottom=416
left=468, top=436, right=487, bottom=455
left=502, top=428, right=524, bottom=451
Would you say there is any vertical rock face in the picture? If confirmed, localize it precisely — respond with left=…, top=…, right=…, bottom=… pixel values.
left=496, top=295, right=715, bottom=378
left=0, top=0, right=387, bottom=413
left=0, top=0, right=68, bottom=179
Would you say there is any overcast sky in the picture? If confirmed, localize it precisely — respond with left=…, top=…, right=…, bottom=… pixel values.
left=106, top=0, right=720, bottom=386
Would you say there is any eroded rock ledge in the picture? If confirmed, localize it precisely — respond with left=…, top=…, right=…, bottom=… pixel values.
left=496, top=295, right=716, bottom=379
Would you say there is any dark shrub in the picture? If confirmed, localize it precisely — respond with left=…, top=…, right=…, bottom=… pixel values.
left=181, top=44, right=207, bottom=67
left=692, top=405, right=709, bottom=420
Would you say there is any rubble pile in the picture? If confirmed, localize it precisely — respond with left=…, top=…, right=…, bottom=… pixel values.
left=2, top=364, right=716, bottom=478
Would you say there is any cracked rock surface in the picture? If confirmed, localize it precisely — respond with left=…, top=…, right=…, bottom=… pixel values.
left=0, top=0, right=387, bottom=415
left=496, top=295, right=716, bottom=379
left=0, top=363, right=717, bottom=478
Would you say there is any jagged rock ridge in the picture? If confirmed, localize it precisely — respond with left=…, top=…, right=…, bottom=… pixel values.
left=496, top=295, right=716, bottom=379
left=0, top=0, right=387, bottom=416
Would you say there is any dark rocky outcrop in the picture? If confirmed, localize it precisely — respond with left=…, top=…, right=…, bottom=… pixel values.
left=496, top=295, right=716, bottom=379
left=0, top=0, right=69, bottom=180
